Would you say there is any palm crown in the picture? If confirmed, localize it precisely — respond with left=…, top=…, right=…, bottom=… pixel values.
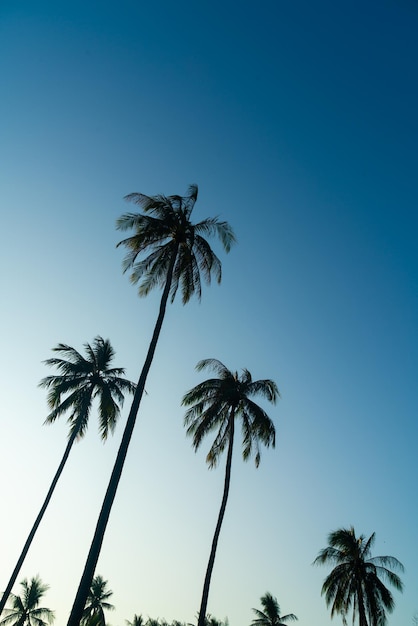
left=116, top=184, right=236, bottom=303
left=0, top=576, right=54, bottom=626
left=40, top=336, right=136, bottom=440
left=183, top=358, right=278, bottom=468
left=81, top=576, right=114, bottom=626
left=126, top=616, right=144, bottom=626
left=313, top=527, right=404, bottom=626
left=251, top=592, right=298, bottom=626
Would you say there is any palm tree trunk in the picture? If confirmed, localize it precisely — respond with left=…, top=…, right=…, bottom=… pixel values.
left=197, top=410, right=235, bottom=626
left=66, top=249, right=178, bottom=626
left=357, top=587, right=368, bottom=626
left=0, top=430, right=78, bottom=615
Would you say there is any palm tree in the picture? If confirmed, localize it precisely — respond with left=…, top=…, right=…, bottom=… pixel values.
left=203, top=615, right=229, bottom=626
left=0, top=337, right=135, bottom=617
left=81, top=576, right=114, bottom=626
left=313, top=526, right=404, bottom=626
left=182, top=358, right=278, bottom=626
left=251, top=592, right=298, bottom=626
left=0, top=576, right=54, bottom=626
left=126, top=615, right=144, bottom=626
left=67, top=185, right=235, bottom=626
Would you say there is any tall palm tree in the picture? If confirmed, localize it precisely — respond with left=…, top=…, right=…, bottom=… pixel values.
left=67, top=185, right=235, bottom=626
left=182, top=358, right=278, bottom=626
left=0, top=576, right=54, bottom=626
left=313, top=527, right=404, bottom=626
left=251, top=592, right=298, bottom=626
left=0, top=337, right=135, bottom=617
left=81, top=576, right=114, bottom=626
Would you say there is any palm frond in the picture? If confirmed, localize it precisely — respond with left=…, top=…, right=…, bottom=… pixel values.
left=186, top=183, right=198, bottom=205
left=195, top=359, right=232, bottom=379
left=194, top=217, right=236, bottom=253
left=246, top=379, right=280, bottom=403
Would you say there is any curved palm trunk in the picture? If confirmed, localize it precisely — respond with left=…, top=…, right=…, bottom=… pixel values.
left=0, top=430, right=78, bottom=615
left=67, top=249, right=178, bottom=626
left=197, top=410, right=235, bottom=626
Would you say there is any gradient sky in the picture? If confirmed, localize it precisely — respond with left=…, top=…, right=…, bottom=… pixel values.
left=1, top=2, right=417, bottom=626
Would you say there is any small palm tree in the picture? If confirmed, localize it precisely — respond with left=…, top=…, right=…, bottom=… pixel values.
left=126, top=616, right=144, bottom=626
left=204, top=615, right=229, bottom=626
left=0, top=576, right=54, bottom=626
left=251, top=592, right=298, bottom=626
left=0, top=337, right=135, bottom=616
left=82, top=576, right=114, bottom=626
left=67, top=185, right=235, bottom=626
left=313, top=526, right=404, bottom=626
left=182, top=358, right=278, bottom=626
left=190, top=614, right=228, bottom=626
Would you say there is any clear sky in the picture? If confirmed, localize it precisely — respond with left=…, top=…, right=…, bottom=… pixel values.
left=1, top=1, right=417, bottom=626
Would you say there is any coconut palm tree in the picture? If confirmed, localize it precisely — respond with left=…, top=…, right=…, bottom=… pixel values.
left=251, top=592, right=298, bottom=626
left=202, top=615, right=229, bottom=626
left=67, top=185, right=235, bottom=626
left=0, top=337, right=135, bottom=617
left=182, top=358, right=278, bottom=626
left=126, top=615, right=144, bottom=626
left=313, top=526, right=404, bottom=626
left=0, top=576, right=54, bottom=626
left=81, top=576, right=114, bottom=626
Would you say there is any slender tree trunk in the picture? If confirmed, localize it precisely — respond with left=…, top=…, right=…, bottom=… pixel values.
left=0, top=430, right=78, bottom=615
left=357, top=585, right=368, bottom=626
left=197, top=410, right=235, bottom=626
left=67, top=250, right=178, bottom=626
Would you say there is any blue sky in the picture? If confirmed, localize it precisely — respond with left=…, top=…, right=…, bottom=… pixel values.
left=1, top=2, right=417, bottom=626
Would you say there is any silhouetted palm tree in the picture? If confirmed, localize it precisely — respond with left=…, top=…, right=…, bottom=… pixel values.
left=190, top=614, right=228, bottom=626
left=313, top=527, right=404, bottom=626
left=204, top=615, right=229, bottom=626
left=67, top=185, right=235, bottom=626
left=183, top=359, right=278, bottom=626
left=126, top=615, right=144, bottom=626
left=82, top=576, right=114, bottom=626
left=0, top=338, right=135, bottom=616
left=251, top=592, right=297, bottom=626
left=0, top=576, right=54, bottom=626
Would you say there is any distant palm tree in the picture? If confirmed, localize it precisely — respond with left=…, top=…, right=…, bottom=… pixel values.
left=313, top=526, right=404, bottom=626
left=81, top=576, right=114, bottom=626
left=183, top=358, right=278, bottom=626
left=251, top=592, right=298, bottom=626
left=126, top=615, right=144, bottom=626
left=0, top=337, right=135, bottom=617
left=0, top=576, right=54, bottom=626
left=204, top=615, right=229, bottom=626
left=146, top=620, right=162, bottom=626
left=67, top=185, right=235, bottom=626
left=190, top=614, right=229, bottom=626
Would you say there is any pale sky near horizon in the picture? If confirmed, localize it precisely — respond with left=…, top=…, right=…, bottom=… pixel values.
left=1, top=2, right=417, bottom=626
